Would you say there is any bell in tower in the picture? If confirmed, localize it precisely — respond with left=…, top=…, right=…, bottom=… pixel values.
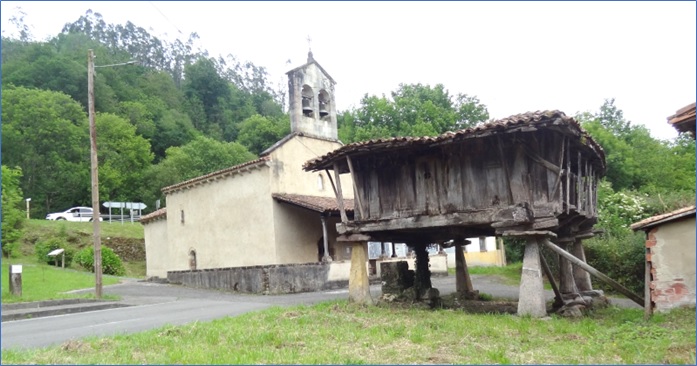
left=302, top=85, right=314, bottom=117
left=318, top=90, right=330, bottom=118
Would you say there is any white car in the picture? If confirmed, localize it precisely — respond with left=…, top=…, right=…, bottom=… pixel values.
left=45, top=206, right=103, bottom=222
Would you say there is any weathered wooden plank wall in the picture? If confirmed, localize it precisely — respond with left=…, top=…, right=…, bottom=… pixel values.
left=351, top=130, right=600, bottom=225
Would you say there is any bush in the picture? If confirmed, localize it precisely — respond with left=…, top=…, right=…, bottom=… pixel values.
left=584, top=231, right=645, bottom=295
left=35, top=238, right=75, bottom=267
left=503, top=237, right=526, bottom=263
left=75, top=246, right=126, bottom=276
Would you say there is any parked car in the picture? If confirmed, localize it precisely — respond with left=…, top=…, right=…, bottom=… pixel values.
left=45, top=206, right=103, bottom=222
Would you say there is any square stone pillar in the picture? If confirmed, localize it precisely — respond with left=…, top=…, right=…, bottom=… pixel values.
left=517, top=237, right=547, bottom=317
left=340, top=234, right=374, bottom=305
left=454, top=239, right=474, bottom=295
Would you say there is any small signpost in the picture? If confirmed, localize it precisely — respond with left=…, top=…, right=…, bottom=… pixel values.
left=48, top=248, right=66, bottom=269
left=9, top=265, right=22, bottom=296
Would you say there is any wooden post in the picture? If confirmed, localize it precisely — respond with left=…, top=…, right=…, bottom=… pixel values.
left=498, top=237, right=507, bottom=266
left=539, top=250, right=563, bottom=307
left=9, top=265, right=22, bottom=296
left=413, top=244, right=432, bottom=298
left=565, top=145, right=571, bottom=214
left=551, top=137, right=566, bottom=203
left=541, top=238, right=645, bottom=307
left=320, top=215, right=331, bottom=262
left=558, top=242, right=576, bottom=295
left=571, top=239, right=593, bottom=292
left=496, top=136, right=514, bottom=204
left=576, top=151, right=581, bottom=211
left=391, top=242, right=398, bottom=258
left=88, top=49, right=103, bottom=299
left=332, top=163, right=349, bottom=223
left=346, top=156, right=366, bottom=220
left=454, top=238, right=474, bottom=295
left=644, top=245, right=653, bottom=319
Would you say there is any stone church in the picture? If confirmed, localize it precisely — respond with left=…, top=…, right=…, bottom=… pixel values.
left=140, top=52, right=356, bottom=279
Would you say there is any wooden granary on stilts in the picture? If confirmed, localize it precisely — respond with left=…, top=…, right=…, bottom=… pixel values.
left=304, top=110, right=643, bottom=316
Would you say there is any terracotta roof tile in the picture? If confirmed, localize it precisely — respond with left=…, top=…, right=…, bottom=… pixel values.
left=631, top=205, right=696, bottom=231
left=162, top=157, right=270, bottom=194
left=140, top=208, right=167, bottom=224
left=667, top=102, right=696, bottom=137
left=273, top=193, right=353, bottom=214
left=303, top=110, right=604, bottom=172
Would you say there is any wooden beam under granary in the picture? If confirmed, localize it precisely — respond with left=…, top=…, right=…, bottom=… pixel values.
left=304, top=110, right=618, bottom=316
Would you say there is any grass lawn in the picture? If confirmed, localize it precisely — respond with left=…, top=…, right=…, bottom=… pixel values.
left=1, top=256, right=121, bottom=303
left=2, top=302, right=694, bottom=364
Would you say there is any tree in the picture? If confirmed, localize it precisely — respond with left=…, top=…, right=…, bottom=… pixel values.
left=579, top=99, right=696, bottom=195
left=237, top=114, right=290, bottom=155
left=95, top=113, right=154, bottom=202
left=1, top=85, right=90, bottom=215
left=143, top=136, right=257, bottom=205
left=338, top=83, right=489, bottom=143
left=1, top=165, right=25, bottom=258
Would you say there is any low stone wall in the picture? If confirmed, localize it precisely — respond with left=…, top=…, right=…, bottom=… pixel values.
left=167, top=261, right=350, bottom=295
left=376, top=254, right=449, bottom=277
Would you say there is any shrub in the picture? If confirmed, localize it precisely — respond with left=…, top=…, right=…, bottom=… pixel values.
left=75, top=246, right=126, bottom=276
left=584, top=231, right=645, bottom=295
left=35, top=238, right=75, bottom=267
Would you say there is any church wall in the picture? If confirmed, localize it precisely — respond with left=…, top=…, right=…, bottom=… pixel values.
left=268, top=135, right=353, bottom=199
left=272, top=202, right=323, bottom=264
left=143, top=218, right=169, bottom=278
left=165, top=166, right=278, bottom=271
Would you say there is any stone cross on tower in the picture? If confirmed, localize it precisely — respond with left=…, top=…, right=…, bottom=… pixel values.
left=306, top=35, right=314, bottom=63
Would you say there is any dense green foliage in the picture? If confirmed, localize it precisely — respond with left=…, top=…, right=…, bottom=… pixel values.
left=338, top=83, right=490, bottom=143
left=75, top=246, right=126, bottom=276
left=1, top=165, right=25, bottom=258
left=35, top=237, right=76, bottom=267
left=1, top=12, right=288, bottom=217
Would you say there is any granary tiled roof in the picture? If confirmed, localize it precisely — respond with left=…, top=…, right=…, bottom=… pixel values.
left=139, top=208, right=167, bottom=224
left=631, top=205, right=696, bottom=231
left=667, top=102, right=696, bottom=137
left=273, top=193, right=354, bottom=214
left=303, top=110, right=604, bottom=172
left=161, top=157, right=270, bottom=195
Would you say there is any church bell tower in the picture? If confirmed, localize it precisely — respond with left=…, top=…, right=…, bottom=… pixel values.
left=286, top=51, right=338, bottom=141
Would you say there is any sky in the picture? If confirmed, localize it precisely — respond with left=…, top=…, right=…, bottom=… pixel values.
left=1, top=1, right=695, bottom=141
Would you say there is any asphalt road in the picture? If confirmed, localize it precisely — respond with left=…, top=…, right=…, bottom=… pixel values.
left=1, top=275, right=637, bottom=350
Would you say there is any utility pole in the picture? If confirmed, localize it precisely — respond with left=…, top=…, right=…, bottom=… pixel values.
left=88, top=49, right=103, bottom=298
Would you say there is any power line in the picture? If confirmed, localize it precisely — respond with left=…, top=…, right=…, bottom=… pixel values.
left=148, top=1, right=183, bottom=36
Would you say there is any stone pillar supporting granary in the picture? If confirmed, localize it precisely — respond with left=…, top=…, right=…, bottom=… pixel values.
left=304, top=110, right=646, bottom=317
